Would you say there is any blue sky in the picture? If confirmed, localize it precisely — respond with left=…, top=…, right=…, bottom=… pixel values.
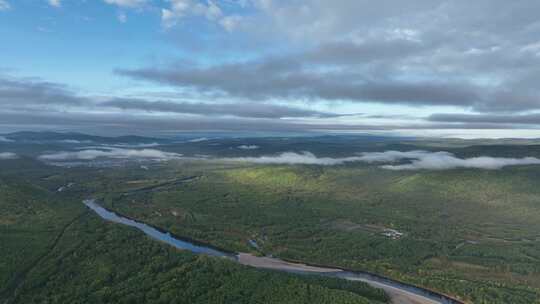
left=1, top=0, right=540, bottom=138
left=1, top=1, right=166, bottom=91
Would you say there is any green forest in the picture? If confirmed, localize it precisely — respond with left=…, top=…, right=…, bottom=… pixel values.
left=94, top=161, right=540, bottom=303
left=3, top=140, right=540, bottom=303
left=0, top=171, right=388, bottom=304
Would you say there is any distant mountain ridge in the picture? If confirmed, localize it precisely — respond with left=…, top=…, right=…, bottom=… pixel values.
left=2, top=131, right=165, bottom=144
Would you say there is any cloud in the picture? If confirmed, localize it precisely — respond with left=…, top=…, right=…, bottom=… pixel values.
left=107, top=142, right=161, bottom=148
left=117, top=1, right=540, bottom=114
left=223, top=151, right=435, bottom=166
left=47, top=0, right=61, bottom=7
left=237, top=145, right=259, bottom=150
left=0, top=73, right=537, bottom=136
left=58, top=139, right=94, bottom=144
left=2, top=106, right=533, bottom=136
left=117, top=12, right=127, bottom=23
left=0, top=0, right=10, bottom=10
left=0, top=136, right=13, bottom=142
left=219, top=15, right=243, bottom=32
left=0, top=76, right=86, bottom=107
left=428, top=113, right=540, bottom=126
left=0, top=152, right=17, bottom=159
left=222, top=152, right=365, bottom=165
left=38, top=148, right=182, bottom=161
left=186, top=137, right=210, bottom=143
left=243, top=0, right=439, bottom=42
left=221, top=150, right=540, bottom=170
left=0, top=74, right=347, bottom=128
left=102, top=99, right=340, bottom=118
left=355, top=151, right=435, bottom=163
left=103, top=0, right=147, bottom=8
left=4, top=1, right=540, bottom=137
left=161, top=0, right=238, bottom=31
left=161, top=0, right=222, bottom=28
left=7, top=2, right=540, bottom=136
left=381, top=153, right=540, bottom=170
left=114, top=44, right=497, bottom=109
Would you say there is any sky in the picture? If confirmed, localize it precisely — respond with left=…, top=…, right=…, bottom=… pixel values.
left=1, top=0, right=540, bottom=138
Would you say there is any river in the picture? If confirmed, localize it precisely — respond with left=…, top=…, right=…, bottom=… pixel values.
left=83, top=199, right=463, bottom=304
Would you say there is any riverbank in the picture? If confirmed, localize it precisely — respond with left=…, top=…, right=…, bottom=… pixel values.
left=84, top=199, right=466, bottom=304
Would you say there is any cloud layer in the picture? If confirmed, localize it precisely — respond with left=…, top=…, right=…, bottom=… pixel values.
left=0, top=152, right=17, bottom=159
left=103, top=99, right=339, bottom=119
left=237, top=145, right=259, bottom=150
left=379, top=152, right=540, bottom=170
left=47, top=0, right=61, bottom=8
left=222, top=152, right=362, bottom=165
left=39, top=148, right=182, bottom=161
left=2, top=1, right=540, bottom=136
left=117, top=0, right=540, bottom=115
left=103, top=0, right=147, bottom=8
left=34, top=147, right=540, bottom=170
left=222, top=151, right=540, bottom=170
left=0, top=0, right=10, bottom=10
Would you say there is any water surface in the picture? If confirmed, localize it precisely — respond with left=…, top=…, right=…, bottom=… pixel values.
left=84, top=199, right=461, bottom=304
left=84, top=199, right=232, bottom=258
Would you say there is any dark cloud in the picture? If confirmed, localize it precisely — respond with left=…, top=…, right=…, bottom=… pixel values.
left=0, top=74, right=346, bottom=121
left=102, top=99, right=340, bottom=118
left=0, top=76, right=86, bottom=107
left=4, top=1, right=540, bottom=135
left=116, top=57, right=482, bottom=107
left=304, top=39, right=428, bottom=65
left=0, top=71, right=535, bottom=136
left=116, top=40, right=540, bottom=112
left=428, top=113, right=540, bottom=125
left=0, top=110, right=383, bottom=135
left=116, top=0, right=540, bottom=113
left=0, top=108, right=527, bottom=136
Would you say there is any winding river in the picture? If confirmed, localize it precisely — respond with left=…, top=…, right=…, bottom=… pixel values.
left=83, top=199, right=464, bottom=304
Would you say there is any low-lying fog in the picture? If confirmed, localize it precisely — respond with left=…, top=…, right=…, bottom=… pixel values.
left=9, top=148, right=539, bottom=170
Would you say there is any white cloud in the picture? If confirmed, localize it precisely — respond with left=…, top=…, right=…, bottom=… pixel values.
left=222, top=152, right=363, bottom=165
left=103, top=0, right=147, bottom=8
left=109, top=142, right=161, bottom=148
left=47, top=0, right=61, bottom=7
left=381, top=153, right=540, bottom=170
left=58, top=139, right=93, bottom=144
left=222, top=150, right=540, bottom=170
left=0, top=0, right=10, bottom=11
left=187, top=137, right=210, bottom=143
left=354, top=150, right=436, bottom=163
left=238, top=145, right=259, bottom=150
left=0, top=152, right=17, bottom=159
left=162, top=0, right=216, bottom=28
left=118, top=12, right=127, bottom=23
left=219, top=15, right=243, bottom=32
left=161, top=0, right=238, bottom=31
left=39, top=148, right=182, bottom=161
left=75, top=143, right=161, bottom=149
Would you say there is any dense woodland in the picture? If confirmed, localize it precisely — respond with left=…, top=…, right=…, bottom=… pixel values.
left=95, top=160, right=540, bottom=303
left=0, top=170, right=387, bottom=304
left=3, top=137, right=540, bottom=303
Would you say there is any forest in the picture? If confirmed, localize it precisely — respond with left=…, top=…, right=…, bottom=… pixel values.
left=0, top=167, right=388, bottom=304
left=3, top=137, right=540, bottom=303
